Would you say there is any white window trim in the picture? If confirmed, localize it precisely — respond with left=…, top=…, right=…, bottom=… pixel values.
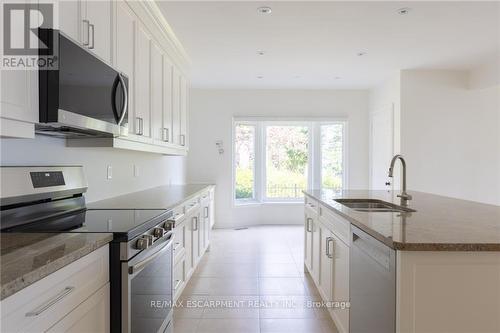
left=233, top=117, right=348, bottom=205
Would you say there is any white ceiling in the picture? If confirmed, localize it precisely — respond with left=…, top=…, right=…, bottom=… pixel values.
left=157, top=1, right=500, bottom=89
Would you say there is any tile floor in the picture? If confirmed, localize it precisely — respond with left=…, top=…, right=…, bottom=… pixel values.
left=173, top=225, right=339, bottom=333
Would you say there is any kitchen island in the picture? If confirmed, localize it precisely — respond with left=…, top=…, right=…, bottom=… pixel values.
left=303, top=189, right=500, bottom=333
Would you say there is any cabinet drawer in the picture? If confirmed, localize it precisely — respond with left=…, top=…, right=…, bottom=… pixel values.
left=173, top=256, right=186, bottom=301
left=304, top=196, right=319, bottom=214
left=319, top=206, right=350, bottom=245
left=184, top=197, right=200, bottom=214
left=1, top=245, right=109, bottom=333
left=46, top=283, right=110, bottom=333
left=200, top=190, right=210, bottom=203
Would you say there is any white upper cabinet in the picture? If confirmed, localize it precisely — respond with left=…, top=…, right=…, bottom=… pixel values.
left=57, top=0, right=112, bottom=64
left=0, top=3, right=37, bottom=139
left=171, top=67, right=181, bottom=146
left=180, top=75, right=188, bottom=148
left=114, top=1, right=135, bottom=135
left=162, top=57, right=174, bottom=144
left=83, top=1, right=112, bottom=64
left=58, top=0, right=80, bottom=42
left=150, top=41, right=164, bottom=144
left=134, top=24, right=151, bottom=140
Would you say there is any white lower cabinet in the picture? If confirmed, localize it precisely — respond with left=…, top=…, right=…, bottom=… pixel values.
left=304, top=197, right=350, bottom=333
left=331, top=233, right=350, bottom=333
left=0, top=245, right=110, bottom=333
left=318, top=223, right=334, bottom=302
left=172, top=187, right=215, bottom=302
left=46, top=283, right=110, bottom=333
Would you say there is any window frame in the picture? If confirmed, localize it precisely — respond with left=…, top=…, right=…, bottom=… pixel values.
left=233, top=118, right=348, bottom=205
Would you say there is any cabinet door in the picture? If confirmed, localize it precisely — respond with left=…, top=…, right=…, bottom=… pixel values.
left=199, top=209, right=206, bottom=254
left=203, top=203, right=210, bottom=250
left=58, top=0, right=81, bottom=42
left=0, top=2, right=38, bottom=138
left=304, top=213, right=313, bottom=272
left=162, top=57, right=173, bottom=143
left=179, top=75, right=188, bottom=147
left=209, top=191, right=215, bottom=228
left=171, top=67, right=181, bottom=145
left=311, top=218, right=321, bottom=284
left=115, top=1, right=135, bottom=134
left=134, top=24, right=151, bottom=139
left=150, top=42, right=163, bottom=143
left=332, top=235, right=350, bottom=333
left=84, top=0, right=112, bottom=63
left=184, top=214, right=193, bottom=278
left=191, top=212, right=200, bottom=267
left=319, top=225, right=333, bottom=302
left=46, top=283, right=110, bottom=333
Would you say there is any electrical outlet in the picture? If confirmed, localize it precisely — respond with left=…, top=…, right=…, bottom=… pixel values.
left=107, top=165, right=112, bottom=180
left=134, top=165, right=139, bottom=177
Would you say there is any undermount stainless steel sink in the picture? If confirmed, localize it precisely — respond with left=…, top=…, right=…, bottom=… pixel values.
left=334, top=199, right=416, bottom=213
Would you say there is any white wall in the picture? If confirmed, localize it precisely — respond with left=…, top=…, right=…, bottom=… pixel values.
left=369, top=73, right=401, bottom=190
left=400, top=69, right=500, bottom=205
left=187, top=89, right=369, bottom=228
left=0, top=136, right=186, bottom=202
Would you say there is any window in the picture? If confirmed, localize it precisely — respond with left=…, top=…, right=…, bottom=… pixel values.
left=320, top=123, right=344, bottom=190
left=265, top=125, right=309, bottom=200
left=234, top=124, right=256, bottom=201
left=233, top=120, right=346, bottom=203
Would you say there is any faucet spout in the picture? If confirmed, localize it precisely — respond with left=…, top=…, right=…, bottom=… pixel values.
left=387, top=155, right=412, bottom=206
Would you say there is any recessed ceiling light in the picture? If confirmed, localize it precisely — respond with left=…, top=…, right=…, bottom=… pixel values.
left=397, top=7, right=411, bottom=15
left=257, top=50, right=265, bottom=56
left=257, top=76, right=264, bottom=79
left=357, top=52, right=367, bottom=57
left=257, top=6, right=272, bottom=14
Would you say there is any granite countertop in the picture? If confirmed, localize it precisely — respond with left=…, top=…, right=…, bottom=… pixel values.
left=304, top=189, right=500, bottom=251
left=88, top=184, right=214, bottom=210
left=1, top=232, right=112, bottom=300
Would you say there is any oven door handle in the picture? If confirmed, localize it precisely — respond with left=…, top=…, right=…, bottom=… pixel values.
left=128, top=232, right=173, bottom=275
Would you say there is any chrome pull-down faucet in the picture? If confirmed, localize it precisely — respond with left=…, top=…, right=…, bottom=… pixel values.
left=388, top=154, right=412, bottom=206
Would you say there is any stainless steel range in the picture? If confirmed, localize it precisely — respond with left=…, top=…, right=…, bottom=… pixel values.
left=0, top=166, right=174, bottom=333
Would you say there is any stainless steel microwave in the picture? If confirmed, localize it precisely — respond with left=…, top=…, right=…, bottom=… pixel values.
left=37, top=29, right=128, bottom=138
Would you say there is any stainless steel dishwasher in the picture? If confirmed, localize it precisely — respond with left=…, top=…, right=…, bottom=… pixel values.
left=350, top=225, right=396, bottom=333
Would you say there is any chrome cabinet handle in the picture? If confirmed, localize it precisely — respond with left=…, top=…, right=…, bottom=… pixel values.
left=326, top=237, right=334, bottom=259
left=136, top=117, right=144, bottom=135
left=26, top=287, right=75, bottom=317
left=192, top=216, right=198, bottom=231
left=204, top=206, right=209, bottom=218
left=180, top=134, right=186, bottom=146
left=173, top=279, right=182, bottom=290
left=89, top=23, right=95, bottom=49
left=306, top=218, right=313, bottom=232
left=162, top=128, right=169, bottom=142
left=82, top=20, right=90, bottom=46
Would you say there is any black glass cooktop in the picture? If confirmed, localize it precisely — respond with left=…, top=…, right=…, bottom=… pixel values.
left=5, top=209, right=171, bottom=241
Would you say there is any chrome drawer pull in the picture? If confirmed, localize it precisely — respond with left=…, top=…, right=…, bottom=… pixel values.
left=306, top=218, right=313, bottom=232
left=26, top=286, right=75, bottom=317
left=173, top=279, right=182, bottom=290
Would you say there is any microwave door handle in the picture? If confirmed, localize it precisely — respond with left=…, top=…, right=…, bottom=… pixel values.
left=117, top=73, right=128, bottom=126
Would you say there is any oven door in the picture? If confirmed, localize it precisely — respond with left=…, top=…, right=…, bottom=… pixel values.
left=122, top=233, right=173, bottom=333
